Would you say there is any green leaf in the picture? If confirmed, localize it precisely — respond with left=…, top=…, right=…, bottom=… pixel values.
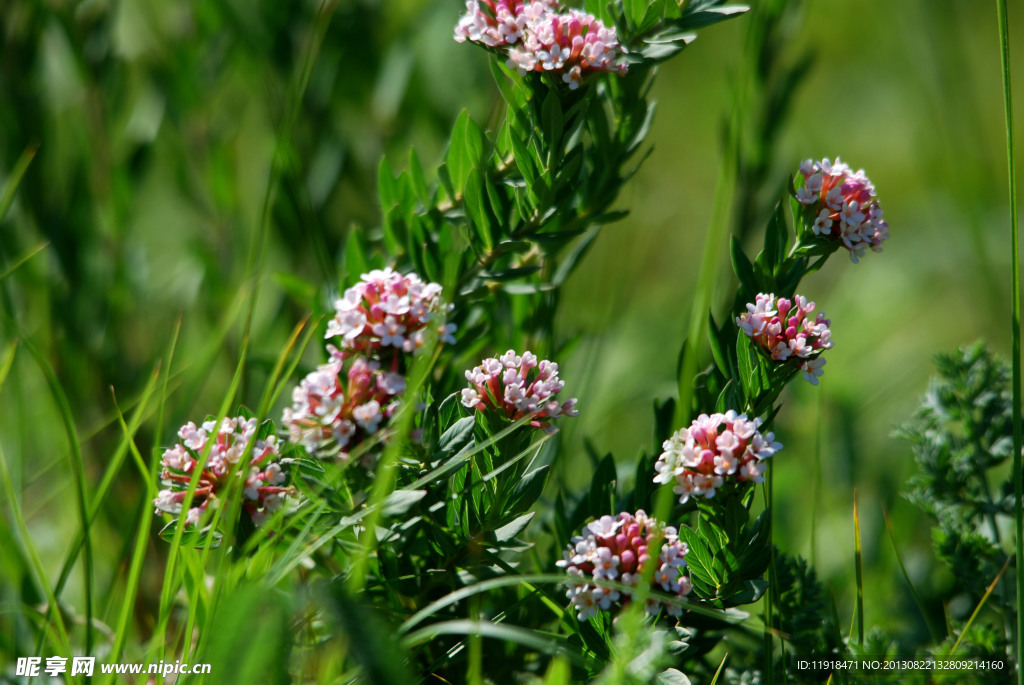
left=697, top=510, right=729, bottom=552
left=447, top=110, right=485, bottom=195
left=588, top=454, right=617, bottom=517
left=734, top=335, right=769, bottom=408
left=552, top=227, right=602, bottom=287
left=677, top=3, right=749, bottom=30
left=541, top=88, right=564, bottom=157
left=408, top=148, right=429, bottom=205
left=790, top=193, right=810, bottom=241
left=437, top=393, right=463, bottom=432
left=493, top=511, right=536, bottom=542
left=509, top=128, right=537, bottom=189
left=707, top=313, right=730, bottom=377
left=437, top=162, right=456, bottom=203
left=378, top=157, right=396, bottom=211
left=159, top=521, right=222, bottom=549
left=486, top=177, right=511, bottom=242
left=464, top=170, right=493, bottom=251
left=439, top=416, right=476, bottom=458
left=760, top=200, right=789, bottom=278
left=381, top=489, right=427, bottom=517
left=637, top=33, right=697, bottom=63
left=657, top=669, right=692, bottom=685
left=489, top=58, right=528, bottom=108
left=730, top=235, right=758, bottom=300
left=678, top=527, right=718, bottom=596
left=482, top=266, right=541, bottom=281
left=623, top=0, right=646, bottom=30
left=505, top=465, right=550, bottom=517
left=737, top=510, right=771, bottom=578
left=726, top=578, right=769, bottom=605
left=714, top=378, right=740, bottom=414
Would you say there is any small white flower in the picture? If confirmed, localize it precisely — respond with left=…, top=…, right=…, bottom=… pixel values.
left=801, top=357, right=827, bottom=385
left=813, top=208, right=833, bottom=236
left=796, top=186, right=818, bottom=205
left=539, top=44, right=566, bottom=70
left=352, top=401, right=382, bottom=433
left=825, top=186, right=845, bottom=211
left=587, top=515, right=622, bottom=538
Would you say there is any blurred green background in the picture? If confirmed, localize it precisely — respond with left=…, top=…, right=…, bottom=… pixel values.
left=1, top=0, right=1022, bottom=661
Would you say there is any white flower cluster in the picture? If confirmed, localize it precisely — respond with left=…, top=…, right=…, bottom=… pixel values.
left=155, top=416, right=290, bottom=527
left=326, top=267, right=455, bottom=358
left=288, top=268, right=456, bottom=467
left=796, top=157, right=888, bottom=263
left=461, top=349, right=578, bottom=426
left=736, top=293, right=833, bottom=385
left=454, top=0, right=627, bottom=89
left=282, top=355, right=405, bottom=464
left=655, top=411, right=782, bottom=504
left=557, top=510, right=692, bottom=621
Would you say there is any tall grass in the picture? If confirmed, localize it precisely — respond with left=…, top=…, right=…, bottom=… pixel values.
left=994, top=0, right=1023, bottom=681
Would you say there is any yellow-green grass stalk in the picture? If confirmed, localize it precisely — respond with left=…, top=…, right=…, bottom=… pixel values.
left=994, top=0, right=1022, bottom=681
left=881, top=506, right=941, bottom=643
left=2, top=314, right=96, bottom=656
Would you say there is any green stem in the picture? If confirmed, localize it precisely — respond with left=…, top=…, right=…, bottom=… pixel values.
left=994, top=1, right=1022, bottom=681
left=764, top=468, right=776, bottom=685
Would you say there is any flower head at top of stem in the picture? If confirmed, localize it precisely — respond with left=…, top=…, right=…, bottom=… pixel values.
left=461, top=349, right=578, bottom=427
left=326, top=267, right=455, bottom=361
left=736, top=292, right=833, bottom=385
left=556, top=510, right=692, bottom=621
left=655, top=411, right=783, bottom=505
left=155, top=416, right=291, bottom=528
left=454, top=1, right=627, bottom=89
left=282, top=353, right=408, bottom=466
left=795, top=157, right=888, bottom=263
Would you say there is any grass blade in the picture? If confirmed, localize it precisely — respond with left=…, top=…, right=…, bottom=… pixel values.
left=3, top=315, right=96, bottom=655
left=105, top=398, right=159, bottom=672
left=881, top=506, right=941, bottom=643
left=994, top=1, right=1022, bottom=680
left=0, top=143, right=37, bottom=222
left=53, top=365, right=162, bottom=599
left=401, top=619, right=579, bottom=663
left=0, top=241, right=49, bottom=283
left=852, top=490, right=864, bottom=645
left=709, top=653, right=729, bottom=685
left=0, top=443, right=74, bottom=658
left=949, top=556, right=1011, bottom=655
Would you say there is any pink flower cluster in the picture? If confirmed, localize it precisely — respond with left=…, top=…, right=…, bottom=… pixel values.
left=154, top=416, right=290, bottom=527
left=461, top=349, right=578, bottom=426
left=454, top=1, right=627, bottom=90
left=736, top=293, right=832, bottom=385
left=282, top=353, right=406, bottom=463
left=795, top=157, right=889, bottom=263
left=326, top=268, right=456, bottom=359
left=654, top=411, right=782, bottom=504
left=557, top=510, right=692, bottom=621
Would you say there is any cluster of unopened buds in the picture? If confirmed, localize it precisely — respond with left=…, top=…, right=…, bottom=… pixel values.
left=736, top=293, right=832, bottom=385
left=462, top=349, right=578, bottom=427
left=454, top=0, right=627, bottom=89
left=326, top=268, right=456, bottom=359
left=282, top=352, right=406, bottom=464
left=557, top=510, right=691, bottom=621
left=655, top=411, right=782, bottom=504
left=795, top=157, right=889, bottom=263
left=154, top=416, right=291, bottom=527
